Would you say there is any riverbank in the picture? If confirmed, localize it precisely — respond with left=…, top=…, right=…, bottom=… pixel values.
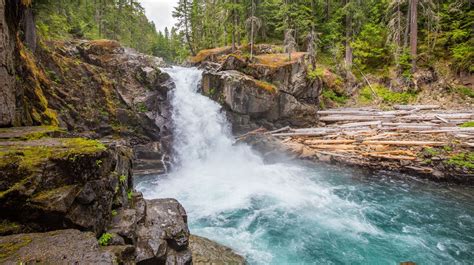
left=239, top=105, right=474, bottom=184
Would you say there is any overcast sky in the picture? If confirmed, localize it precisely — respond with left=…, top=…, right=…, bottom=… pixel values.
left=138, top=0, right=179, bottom=33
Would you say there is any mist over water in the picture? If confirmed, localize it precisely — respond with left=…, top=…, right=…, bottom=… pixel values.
left=136, top=67, right=474, bottom=264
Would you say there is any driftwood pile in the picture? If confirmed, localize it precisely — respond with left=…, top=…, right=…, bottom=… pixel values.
left=263, top=105, right=473, bottom=178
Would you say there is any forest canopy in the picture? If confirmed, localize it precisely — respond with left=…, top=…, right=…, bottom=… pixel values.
left=33, top=0, right=473, bottom=73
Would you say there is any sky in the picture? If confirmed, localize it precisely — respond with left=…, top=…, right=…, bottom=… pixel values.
left=138, top=0, right=179, bottom=33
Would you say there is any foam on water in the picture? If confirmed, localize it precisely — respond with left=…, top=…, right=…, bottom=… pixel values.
left=136, top=67, right=474, bottom=264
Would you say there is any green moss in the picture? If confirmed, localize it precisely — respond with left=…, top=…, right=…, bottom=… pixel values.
left=453, top=86, right=474, bottom=99
left=322, top=89, right=348, bottom=105
left=119, top=175, right=127, bottom=184
left=446, top=152, right=474, bottom=170
left=98, top=233, right=113, bottom=246
left=255, top=80, right=277, bottom=93
left=424, top=147, right=440, bottom=157
left=0, top=138, right=106, bottom=170
left=136, top=102, right=148, bottom=113
left=0, top=236, right=32, bottom=260
left=307, top=66, right=325, bottom=81
left=359, top=84, right=416, bottom=105
left=32, top=185, right=76, bottom=203
left=0, top=220, right=22, bottom=235
left=459, top=121, right=474, bottom=128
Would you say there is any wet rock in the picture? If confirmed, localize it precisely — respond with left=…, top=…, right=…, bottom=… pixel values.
left=0, top=0, right=16, bottom=126
left=108, top=208, right=138, bottom=244
left=189, top=234, right=246, bottom=265
left=0, top=229, right=131, bottom=264
left=0, top=134, right=133, bottom=235
left=135, top=199, right=192, bottom=264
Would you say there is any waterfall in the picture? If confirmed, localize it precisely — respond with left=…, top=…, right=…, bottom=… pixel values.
left=136, top=67, right=474, bottom=264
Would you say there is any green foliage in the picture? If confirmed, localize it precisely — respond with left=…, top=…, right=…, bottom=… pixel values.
left=446, top=153, right=474, bottom=170
left=359, top=84, right=416, bottom=105
left=119, top=175, right=127, bottom=184
left=111, top=210, right=118, bottom=217
left=352, top=23, right=390, bottom=71
left=307, top=66, right=325, bottom=81
left=136, top=103, right=148, bottom=113
left=322, top=89, right=348, bottom=105
left=98, top=233, right=113, bottom=246
left=127, top=190, right=133, bottom=201
left=460, top=121, right=474, bottom=128
left=33, top=0, right=159, bottom=55
left=453, top=86, right=474, bottom=99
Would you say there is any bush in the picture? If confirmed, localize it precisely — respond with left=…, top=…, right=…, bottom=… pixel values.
left=359, top=84, right=415, bottom=105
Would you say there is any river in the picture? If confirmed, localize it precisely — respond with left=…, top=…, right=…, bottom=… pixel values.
left=135, top=67, right=474, bottom=264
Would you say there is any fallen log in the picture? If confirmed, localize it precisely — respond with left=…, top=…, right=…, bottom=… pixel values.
left=304, top=139, right=356, bottom=145
left=394, top=105, right=440, bottom=110
left=360, top=140, right=445, bottom=146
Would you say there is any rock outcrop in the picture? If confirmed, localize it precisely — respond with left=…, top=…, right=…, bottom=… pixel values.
left=201, top=53, right=320, bottom=133
left=0, top=229, right=134, bottom=264
left=189, top=235, right=246, bottom=265
left=0, top=127, right=196, bottom=264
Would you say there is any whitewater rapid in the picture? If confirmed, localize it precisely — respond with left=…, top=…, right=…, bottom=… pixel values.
left=136, top=67, right=474, bottom=264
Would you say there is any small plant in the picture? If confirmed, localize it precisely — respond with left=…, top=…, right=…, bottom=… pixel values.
left=454, top=86, right=474, bottom=98
left=111, top=210, right=118, bottom=217
left=119, top=175, right=127, bottom=184
left=136, top=102, right=148, bottom=113
left=460, top=121, right=474, bottom=128
left=98, top=233, right=113, bottom=246
left=424, top=147, right=440, bottom=156
left=446, top=153, right=474, bottom=170
left=127, top=190, right=133, bottom=201
left=95, top=159, right=102, bottom=167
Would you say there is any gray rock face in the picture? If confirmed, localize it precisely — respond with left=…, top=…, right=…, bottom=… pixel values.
left=0, top=229, right=134, bottom=264
left=0, top=0, right=16, bottom=126
left=135, top=198, right=192, bottom=264
left=202, top=68, right=317, bottom=132
left=189, top=234, right=246, bottom=265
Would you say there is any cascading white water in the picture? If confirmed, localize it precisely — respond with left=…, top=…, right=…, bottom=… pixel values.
left=136, top=67, right=474, bottom=264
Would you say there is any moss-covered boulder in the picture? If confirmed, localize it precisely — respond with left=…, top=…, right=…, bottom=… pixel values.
left=0, top=229, right=135, bottom=264
left=0, top=127, right=133, bottom=235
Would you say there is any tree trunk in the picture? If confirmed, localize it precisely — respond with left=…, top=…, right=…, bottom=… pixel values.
left=183, top=0, right=195, bottom=56
left=410, top=0, right=417, bottom=72
left=403, top=0, right=411, bottom=49
left=325, top=0, right=330, bottom=21
left=250, top=23, right=254, bottom=60
left=344, top=0, right=352, bottom=70
left=231, top=0, right=237, bottom=51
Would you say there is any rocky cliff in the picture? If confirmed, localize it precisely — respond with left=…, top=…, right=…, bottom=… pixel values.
left=199, top=50, right=321, bottom=133
left=0, top=1, right=245, bottom=263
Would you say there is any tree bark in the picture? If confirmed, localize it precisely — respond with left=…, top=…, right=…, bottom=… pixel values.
left=344, top=0, right=352, bottom=70
left=410, top=0, right=418, bottom=72
left=183, top=0, right=195, bottom=56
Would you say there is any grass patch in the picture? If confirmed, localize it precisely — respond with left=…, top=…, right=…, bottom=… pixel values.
left=0, top=138, right=106, bottom=170
left=446, top=152, right=474, bottom=170
left=98, top=233, right=113, bottom=246
left=190, top=46, right=231, bottom=63
left=453, top=86, right=474, bottom=99
left=359, top=84, right=416, bottom=105
left=255, top=80, right=277, bottom=93
left=460, top=121, right=474, bottom=128
left=254, top=52, right=306, bottom=68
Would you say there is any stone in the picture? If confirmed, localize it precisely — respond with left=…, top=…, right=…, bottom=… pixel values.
left=189, top=234, right=246, bottom=265
left=135, top=199, right=191, bottom=264
left=0, top=0, right=16, bottom=126
left=0, top=229, right=121, bottom=264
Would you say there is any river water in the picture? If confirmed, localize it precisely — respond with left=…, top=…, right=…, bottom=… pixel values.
left=136, top=67, right=474, bottom=264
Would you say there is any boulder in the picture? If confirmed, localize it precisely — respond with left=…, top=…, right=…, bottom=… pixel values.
left=189, top=234, right=246, bottom=265
left=0, top=229, right=134, bottom=264
left=135, top=199, right=192, bottom=264
left=0, top=133, right=133, bottom=235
